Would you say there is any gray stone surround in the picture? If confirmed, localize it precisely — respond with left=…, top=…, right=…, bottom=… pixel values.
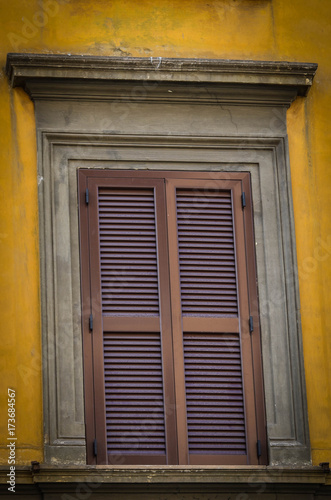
left=6, top=54, right=317, bottom=466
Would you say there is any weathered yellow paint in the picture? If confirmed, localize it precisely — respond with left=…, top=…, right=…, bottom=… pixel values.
left=0, top=0, right=330, bottom=465
left=0, top=82, right=43, bottom=463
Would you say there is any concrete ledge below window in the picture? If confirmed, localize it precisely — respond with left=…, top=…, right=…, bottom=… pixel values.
left=0, top=466, right=330, bottom=498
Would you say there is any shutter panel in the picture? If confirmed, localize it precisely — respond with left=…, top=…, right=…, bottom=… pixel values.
left=175, top=187, right=246, bottom=462
left=84, top=178, right=177, bottom=465
left=165, top=177, right=260, bottom=465
left=99, top=187, right=167, bottom=463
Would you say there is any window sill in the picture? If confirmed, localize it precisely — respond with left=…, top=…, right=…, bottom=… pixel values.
left=1, top=465, right=330, bottom=498
left=1, top=464, right=330, bottom=483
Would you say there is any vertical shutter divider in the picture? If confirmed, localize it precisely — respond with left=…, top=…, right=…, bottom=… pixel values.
left=165, top=179, right=190, bottom=465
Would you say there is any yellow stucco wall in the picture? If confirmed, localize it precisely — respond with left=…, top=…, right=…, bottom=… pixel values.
left=0, top=0, right=330, bottom=465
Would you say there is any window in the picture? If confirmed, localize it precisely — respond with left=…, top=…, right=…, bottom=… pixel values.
left=6, top=53, right=315, bottom=465
left=78, top=170, right=266, bottom=465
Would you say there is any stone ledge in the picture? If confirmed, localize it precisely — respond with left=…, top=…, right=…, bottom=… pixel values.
left=1, top=466, right=330, bottom=498
left=0, top=465, right=329, bottom=485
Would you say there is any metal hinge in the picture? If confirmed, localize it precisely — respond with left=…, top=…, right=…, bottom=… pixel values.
left=85, top=188, right=89, bottom=205
left=249, top=315, right=254, bottom=334
left=241, top=192, right=246, bottom=209
left=93, top=438, right=97, bottom=457
left=89, top=314, right=93, bottom=332
left=257, top=439, right=262, bottom=458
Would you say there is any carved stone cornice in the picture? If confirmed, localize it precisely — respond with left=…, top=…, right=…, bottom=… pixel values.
left=6, top=53, right=317, bottom=105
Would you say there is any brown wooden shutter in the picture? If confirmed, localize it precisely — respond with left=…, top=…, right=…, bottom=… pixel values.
left=79, top=170, right=267, bottom=466
left=99, top=188, right=165, bottom=461
left=166, top=176, right=263, bottom=465
left=80, top=175, right=177, bottom=465
left=177, top=189, right=245, bottom=456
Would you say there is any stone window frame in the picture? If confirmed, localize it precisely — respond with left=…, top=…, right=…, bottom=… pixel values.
left=6, top=54, right=317, bottom=466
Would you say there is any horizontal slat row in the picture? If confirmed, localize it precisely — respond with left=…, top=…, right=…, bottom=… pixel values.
left=176, top=190, right=238, bottom=317
left=98, top=188, right=159, bottom=315
left=104, top=333, right=166, bottom=455
left=184, top=333, right=246, bottom=454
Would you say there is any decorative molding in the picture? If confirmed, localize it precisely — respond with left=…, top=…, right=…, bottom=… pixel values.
left=6, top=53, right=317, bottom=104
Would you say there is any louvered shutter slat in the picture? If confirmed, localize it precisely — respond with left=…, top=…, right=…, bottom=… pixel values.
left=184, top=333, right=246, bottom=455
left=177, top=189, right=238, bottom=318
left=104, top=332, right=166, bottom=455
left=99, top=188, right=159, bottom=316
